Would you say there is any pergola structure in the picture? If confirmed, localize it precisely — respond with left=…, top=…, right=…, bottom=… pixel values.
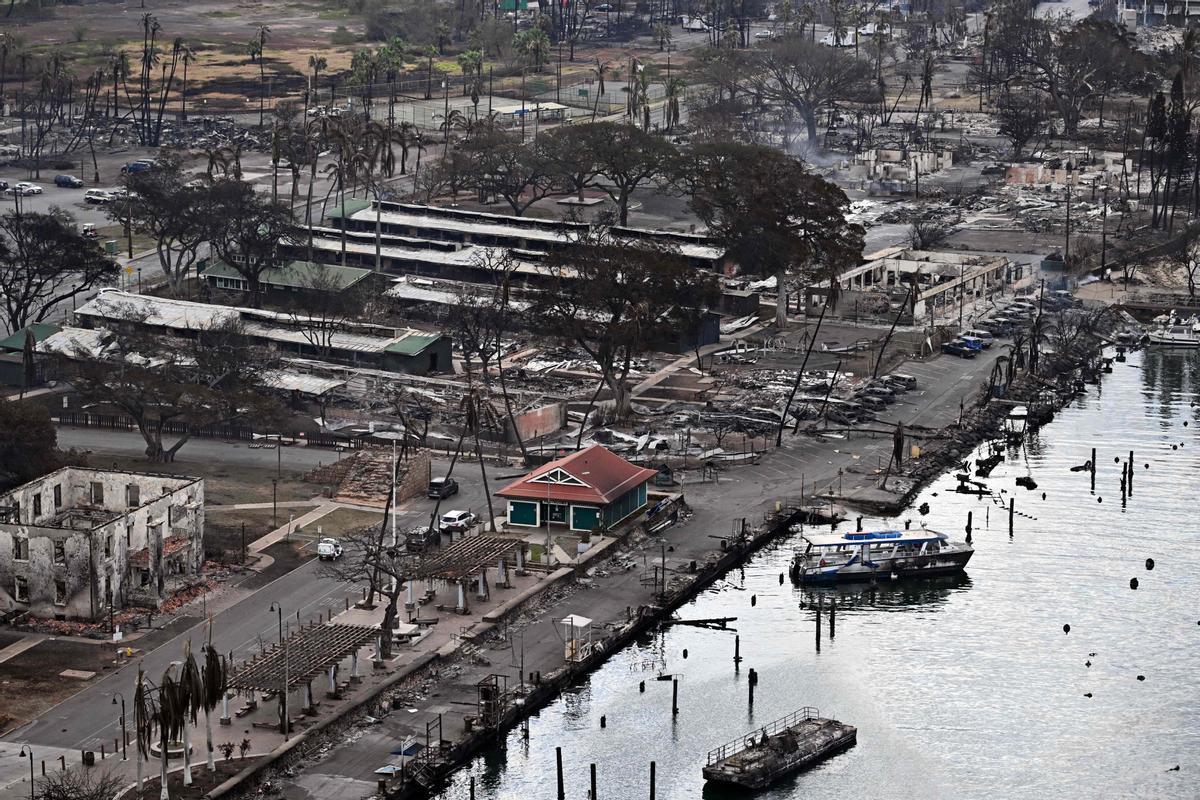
left=229, top=624, right=378, bottom=728
left=417, top=536, right=525, bottom=613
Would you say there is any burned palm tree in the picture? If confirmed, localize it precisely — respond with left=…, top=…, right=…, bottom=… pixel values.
left=201, top=629, right=227, bottom=771
left=133, top=664, right=156, bottom=796
left=460, top=383, right=501, bottom=532
left=177, top=641, right=205, bottom=787
left=155, top=664, right=183, bottom=800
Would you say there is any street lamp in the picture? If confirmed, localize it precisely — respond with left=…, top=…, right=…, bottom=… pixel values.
left=18, top=745, right=33, bottom=800
left=268, top=603, right=289, bottom=739
left=272, top=478, right=278, bottom=527
left=112, top=693, right=128, bottom=760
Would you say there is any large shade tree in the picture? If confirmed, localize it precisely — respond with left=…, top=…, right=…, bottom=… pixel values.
left=680, top=142, right=864, bottom=328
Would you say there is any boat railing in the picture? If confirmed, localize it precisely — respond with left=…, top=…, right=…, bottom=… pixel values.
left=705, top=706, right=821, bottom=765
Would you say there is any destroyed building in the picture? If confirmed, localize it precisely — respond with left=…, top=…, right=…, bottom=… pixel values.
left=0, top=468, right=204, bottom=621
left=71, top=290, right=453, bottom=375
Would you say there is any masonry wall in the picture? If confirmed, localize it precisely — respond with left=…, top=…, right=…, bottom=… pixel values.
left=0, top=468, right=204, bottom=620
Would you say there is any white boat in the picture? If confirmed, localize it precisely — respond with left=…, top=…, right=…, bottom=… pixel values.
left=1147, top=313, right=1200, bottom=347
left=789, top=528, right=973, bottom=584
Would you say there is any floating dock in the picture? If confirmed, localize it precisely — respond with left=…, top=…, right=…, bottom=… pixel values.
left=701, top=707, right=856, bottom=790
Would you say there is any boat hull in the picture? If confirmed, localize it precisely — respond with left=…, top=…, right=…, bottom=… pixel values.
left=791, top=548, right=973, bottom=585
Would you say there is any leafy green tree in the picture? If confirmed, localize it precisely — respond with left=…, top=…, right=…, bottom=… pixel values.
left=680, top=142, right=863, bottom=328
left=0, top=399, right=61, bottom=490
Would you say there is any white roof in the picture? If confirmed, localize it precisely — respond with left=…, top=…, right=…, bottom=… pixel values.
left=803, top=529, right=948, bottom=547
left=261, top=370, right=347, bottom=396
left=560, top=614, right=593, bottom=629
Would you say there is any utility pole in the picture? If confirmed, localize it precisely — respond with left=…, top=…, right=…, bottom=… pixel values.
left=1100, top=185, right=1108, bottom=275
left=1065, top=180, right=1072, bottom=265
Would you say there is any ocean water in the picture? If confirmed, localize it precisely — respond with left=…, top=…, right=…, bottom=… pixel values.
left=438, top=348, right=1200, bottom=800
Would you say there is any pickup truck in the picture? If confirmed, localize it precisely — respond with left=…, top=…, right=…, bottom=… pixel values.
left=316, top=538, right=343, bottom=560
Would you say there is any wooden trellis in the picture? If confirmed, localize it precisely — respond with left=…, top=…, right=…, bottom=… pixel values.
left=228, top=624, right=377, bottom=693
left=418, top=536, right=522, bottom=581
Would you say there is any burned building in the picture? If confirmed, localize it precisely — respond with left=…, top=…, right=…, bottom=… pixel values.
left=0, top=468, right=204, bottom=621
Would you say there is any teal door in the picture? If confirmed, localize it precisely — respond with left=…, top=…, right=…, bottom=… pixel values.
left=571, top=506, right=599, bottom=531
left=509, top=500, right=538, bottom=526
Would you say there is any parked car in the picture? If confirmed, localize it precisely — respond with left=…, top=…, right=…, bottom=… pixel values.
left=8, top=182, right=43, bottom=196
left=861, top=387, right=897, bottom=404
left=0, top=180, right=9, bottom=192
left=121, top=159, right=155, bottom=174
left=963, top=329, right=995, bottom=345
left=405, top=525, right=441, bottom=552
left=316, top=537, right=343, bottom=561
left=754, top=29, right=775, bottom=38
left=981, top=164, right=1007, bottom=176
left=595, top=2, right=614, bottom=10
left=887, top=373, right=918, bottom=389
left=958, top=334, right=989, bottom=350
left=84, top=188, right=112, bottom=204
left=942, top=341, right=977, bottom=358
left=1047, top=290, right=1082, bottom=308
left=54, top=174, right=84, bottom=188
left=857, top=395, right=888, bottom=412
left=439, top=510, right=477, bottom=533
left=427, top=476, right=459, bottom=499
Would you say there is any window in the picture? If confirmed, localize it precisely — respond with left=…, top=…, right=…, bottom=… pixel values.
left=53, top=484, right=62, bottom=508
left=32, top=494, right=41, bottom=518
left=11, top=501, right=19, bottom=523
left=54, top=541, right=65, bottom=565
left=90, top=482, right=104, bottom=505
left=126, top=484, right=140, bottom=508
left=54, top=579, right=67, bottom=606
left=13, top=536, right=28, bottom=561
left=104, top=534, right=111, bottom=559
left=13, top=576, right=28, bottom=602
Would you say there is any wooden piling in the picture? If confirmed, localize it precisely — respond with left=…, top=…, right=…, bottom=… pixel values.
left=734, top=635, right=741, bottom=665
left=830, top=601, right=836, bottom=639
left=1008, top=498, right=1015, bottom=535
left=469, top=776, right=476, bottom=800
left=816, top=594, right=823, bottom=650
left=649, top=761, right=656, bottom=800
left=966, top=511, right=972, bottom=535
left=556, top=747, right=565, bottom=800
left=1128, top=451, right=1134, bottom=495
left=672, top=678, right=679, bottom=717
left=591, top=763, right=597, bottom=800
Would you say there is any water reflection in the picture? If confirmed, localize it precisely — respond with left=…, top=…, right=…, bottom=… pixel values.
left=800, top=573, right=973, bottom=612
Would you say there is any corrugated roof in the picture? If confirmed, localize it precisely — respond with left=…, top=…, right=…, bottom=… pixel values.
left=202, top=261, right=372, bottom=291
left=495, top=445, right=657, bottom=506
left=0, top=323, right=62, bottom=352
left=384, top=333, right=441, bottom=356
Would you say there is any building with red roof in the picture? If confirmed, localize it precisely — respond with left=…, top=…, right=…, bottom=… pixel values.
left=495, top=445, right=657, bottom=532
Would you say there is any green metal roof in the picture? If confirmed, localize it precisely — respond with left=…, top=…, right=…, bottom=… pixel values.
left=201, top=261, right=372, bottom=291
left=324, top=198, right=373, bottom=220
left=0, top=323, right=61, bottom=352
left=384, top=333, right=442, bottom=356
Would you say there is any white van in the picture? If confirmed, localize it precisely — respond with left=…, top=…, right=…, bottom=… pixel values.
left=84, top=189, right=112, bottom=205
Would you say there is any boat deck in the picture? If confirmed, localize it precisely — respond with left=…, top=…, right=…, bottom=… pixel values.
left=702, top=707, right=857, bottom=789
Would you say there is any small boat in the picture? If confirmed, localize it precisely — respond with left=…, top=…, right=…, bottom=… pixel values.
left=789, top=528, right=973, bottom=584
left=702, top=707, right=856, bottom=790
left=1147, top=313, right=1200, bottom=347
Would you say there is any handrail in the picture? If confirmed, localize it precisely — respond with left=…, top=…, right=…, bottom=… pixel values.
left=705, top=707, right=820, bottom=765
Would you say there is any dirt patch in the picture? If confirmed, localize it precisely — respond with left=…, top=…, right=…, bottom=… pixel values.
left=311, top=507, right=383, bottom=536
left=99, top=455, right=316, bottom=507
left=0, top=631, right=22, bottom=650
left=140, top=755, right=266, bottom=800
left=206, top=506, right=318, bottom=562
left=0, top=638, right=117, bottom=730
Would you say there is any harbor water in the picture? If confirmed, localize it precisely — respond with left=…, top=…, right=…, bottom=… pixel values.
left=438, top=348, right=1200, bottom=800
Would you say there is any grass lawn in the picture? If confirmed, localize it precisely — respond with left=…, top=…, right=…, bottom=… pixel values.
left=99, top=455, right=316, bottom=507
left=312, top=507, right=384, bottom=537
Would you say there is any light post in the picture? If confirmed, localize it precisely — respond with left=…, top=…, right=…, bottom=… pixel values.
left=18, top=746, right=32, bottom=800
left=272, top=478, right=278, bottom=527
left=112, top=693, right=127, bottom=759
left=268, top=603, right=288, bottom=739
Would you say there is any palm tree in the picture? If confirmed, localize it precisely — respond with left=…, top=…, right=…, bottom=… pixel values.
left=178, top=641, right=204, bottom=787
left=308, top=54, right=327, bottom=112
left=664, top=76, right=684, bottom=131
left=459, top=383, right=500, bottom=532
left=590, top=59, right=608, bottom=122
left=201, top=633, right=227, bottom=772
left=253, top=25, right=270, bottom=127
left=133, top=664, right=155, bottom=795
left=156, top=664, right=183, bottom=800
left=178, top=44, right=194, bottom=121
left=514, top=28, right=550, bottom=73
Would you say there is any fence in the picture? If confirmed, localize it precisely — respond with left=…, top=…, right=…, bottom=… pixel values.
left=55, top=412, right=353, bottom=450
